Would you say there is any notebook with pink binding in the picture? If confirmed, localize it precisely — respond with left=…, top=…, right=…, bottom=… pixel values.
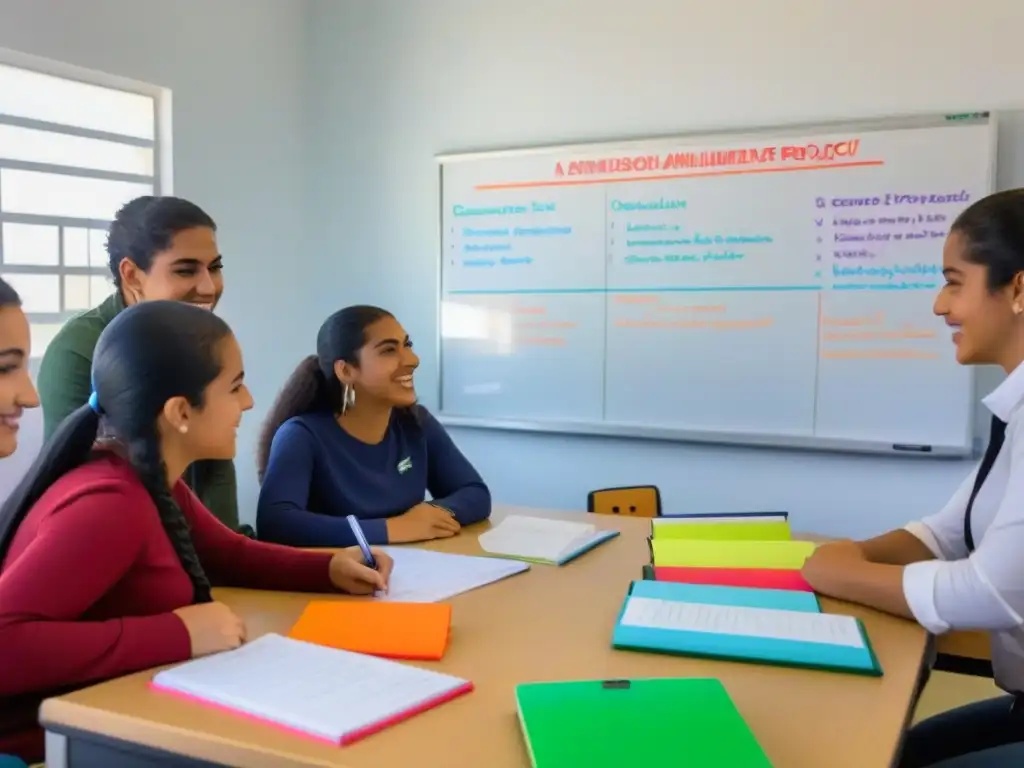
left=149, top=633, right=472, bottom=745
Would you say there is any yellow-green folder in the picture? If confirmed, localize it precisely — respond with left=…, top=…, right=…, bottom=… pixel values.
left=651, top=539, right=816, bottom=569
left=651, top=520, right=791, bottom=541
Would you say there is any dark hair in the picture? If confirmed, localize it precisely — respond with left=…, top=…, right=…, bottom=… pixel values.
left=256, top=305, right=396, bottom=481
left=106, top=196, right=217, bottom=287
left=0, top=277, right=21, bottom=308
left=0, top=300, right=233, bottom=603
left=952, top=189, right=1024, bottom=291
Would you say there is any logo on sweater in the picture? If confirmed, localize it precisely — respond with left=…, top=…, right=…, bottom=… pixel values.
left=397, top=456, right=412, bottom=474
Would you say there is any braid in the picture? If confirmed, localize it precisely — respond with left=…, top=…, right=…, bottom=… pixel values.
left=128, top=432, right=212, bottom=603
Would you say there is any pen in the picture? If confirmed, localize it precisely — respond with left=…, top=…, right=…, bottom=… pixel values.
left=346, top=515, right=378, bottom=570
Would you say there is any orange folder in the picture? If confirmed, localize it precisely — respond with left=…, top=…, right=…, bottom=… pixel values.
left=288, top=600, right=453, bottom=661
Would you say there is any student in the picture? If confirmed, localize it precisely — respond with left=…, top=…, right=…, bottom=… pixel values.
left=36, top=196, right=246, bottom=533
left=801, top=189, right=1024, bottom=768
left=0, top=283, right=38, bottom=768
left=0, top=301, right=393, bottom=765
left=0, top=281, right=39, bottom=768
left=256, top=305, right=490, bottom=547
left=0, top=279, right=39, bottom=459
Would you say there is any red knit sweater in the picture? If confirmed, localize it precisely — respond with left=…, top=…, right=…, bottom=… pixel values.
left=0, top=454, right=336, bottom=762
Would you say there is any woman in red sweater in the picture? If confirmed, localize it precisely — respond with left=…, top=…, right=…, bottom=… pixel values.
left=0, top=300, right=393, bottom=764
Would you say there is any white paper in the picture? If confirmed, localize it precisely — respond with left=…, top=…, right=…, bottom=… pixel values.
left=151, top=634, right=469, bottom=742
left=378, top=546, right=529, bottom=602
left=478, top=515, right=597, bottom=562
left=620, top=596, right=866, bottom=649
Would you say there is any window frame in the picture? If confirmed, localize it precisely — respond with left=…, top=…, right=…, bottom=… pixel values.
left=0, top=46, right=173, bottom=358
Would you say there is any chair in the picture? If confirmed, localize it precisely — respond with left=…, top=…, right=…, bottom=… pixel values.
left=587, top=485, right=662, bottom=518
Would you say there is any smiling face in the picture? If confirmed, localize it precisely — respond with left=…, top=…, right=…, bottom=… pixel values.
left=119, top=226, right=223, bottom=310
left=934, top=229, right=1023, bottom=367
left=0, top=304, right=38, bottom=457
left=335, top=314, right=420, bottom=408
left=160, top=332, right=254, bottom=461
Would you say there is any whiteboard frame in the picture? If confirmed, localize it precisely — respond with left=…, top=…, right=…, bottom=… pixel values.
left=435, top=111, right=998, bottom=459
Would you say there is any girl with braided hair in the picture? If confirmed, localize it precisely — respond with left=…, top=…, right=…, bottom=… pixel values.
left=0, top=300, right=392, bottom=765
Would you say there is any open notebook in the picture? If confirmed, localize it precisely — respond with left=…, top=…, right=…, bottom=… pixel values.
left=150, top=633, right=473, bottom=745
left=478, top=515, right=619, bottom=565
left=612, top=580, right=881, bottom=676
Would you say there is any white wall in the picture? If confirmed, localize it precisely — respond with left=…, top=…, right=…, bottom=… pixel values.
left=305, top=0, right=1024, bottom=537
left=2, top=0, right=1023, bottom=536
left=0, top=0, right=314, bottom=521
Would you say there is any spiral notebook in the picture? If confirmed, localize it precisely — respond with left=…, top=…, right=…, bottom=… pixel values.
left=150, top=633, right=473, bottom=745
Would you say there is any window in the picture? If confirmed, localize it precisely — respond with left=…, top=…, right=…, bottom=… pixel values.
left=0, top=56, right=168, bottom=358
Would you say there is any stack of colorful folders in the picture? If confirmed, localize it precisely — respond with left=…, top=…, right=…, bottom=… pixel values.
left=644, top=512, right=815, bottom=591
left=628, top=511, right=883, bottom=676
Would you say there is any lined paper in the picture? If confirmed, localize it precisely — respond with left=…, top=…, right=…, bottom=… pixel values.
left=151, top=633, right=470, bottom=742
left=379, top=546, right=529, bottom=602
left=620, top=596, right=865, bottom=649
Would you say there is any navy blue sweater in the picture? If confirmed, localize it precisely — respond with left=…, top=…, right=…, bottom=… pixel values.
left=256, top=407, right=491, bottom=547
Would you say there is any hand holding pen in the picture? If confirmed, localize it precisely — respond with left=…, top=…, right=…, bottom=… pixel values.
left=327, top=516, right=394, bottom=594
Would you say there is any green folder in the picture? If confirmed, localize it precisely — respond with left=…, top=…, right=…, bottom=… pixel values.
left=515, top=677, right=773, bottom=767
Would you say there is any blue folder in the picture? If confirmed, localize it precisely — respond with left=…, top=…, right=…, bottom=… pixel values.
left=612, top=580, right=882, bottom=677
left=628, top=579, right=821, bottom=613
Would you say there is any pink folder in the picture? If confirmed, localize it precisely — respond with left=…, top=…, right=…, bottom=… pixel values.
left=653, top=565, right=813, bottom=592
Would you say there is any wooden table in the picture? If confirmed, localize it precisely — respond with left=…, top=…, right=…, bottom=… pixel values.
left=40, top=506, right=930, bottom=768
left=936, top=631, right=990, bottom=662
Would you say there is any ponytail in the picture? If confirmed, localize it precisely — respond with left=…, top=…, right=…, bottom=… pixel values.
left=0, top=404, right=100, bottom=562
left=0, top=402, right=213, bottom=604
left=256, top=355, right=337, bottom=482
left=127, top=430, right=212, bottom=603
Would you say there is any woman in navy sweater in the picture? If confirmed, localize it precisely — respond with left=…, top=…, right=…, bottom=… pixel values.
left=256, top=305, right=491, bottom=547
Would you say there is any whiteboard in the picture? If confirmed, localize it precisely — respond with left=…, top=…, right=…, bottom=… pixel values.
left=436, top=113, right=996, bottom=457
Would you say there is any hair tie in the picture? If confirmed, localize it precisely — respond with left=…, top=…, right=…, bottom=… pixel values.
left=87, top=391, right=103, bottom=415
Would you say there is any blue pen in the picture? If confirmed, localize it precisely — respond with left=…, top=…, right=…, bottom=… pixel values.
left=346, top=515, right=378, bottom=570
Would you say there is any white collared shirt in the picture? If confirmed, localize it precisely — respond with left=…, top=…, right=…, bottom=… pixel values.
left=904, top=360, right=1024, bottom=692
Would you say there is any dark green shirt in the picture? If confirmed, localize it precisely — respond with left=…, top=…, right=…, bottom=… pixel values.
left=36, top=292, right=243, bottom=531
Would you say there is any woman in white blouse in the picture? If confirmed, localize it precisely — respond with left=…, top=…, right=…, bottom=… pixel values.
left=802, top=188, right=1024, bottom=768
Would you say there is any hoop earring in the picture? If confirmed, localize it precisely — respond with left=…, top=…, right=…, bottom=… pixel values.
left=341, top=383, right=356, bottom=414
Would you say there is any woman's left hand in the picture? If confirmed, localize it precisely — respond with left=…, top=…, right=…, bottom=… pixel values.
left=328, top=547, right=394, bottom=595
left=801, top=539, right=864, bottom=595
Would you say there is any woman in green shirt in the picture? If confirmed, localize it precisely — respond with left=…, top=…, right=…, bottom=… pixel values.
left=36, top=196, right=247, bottom=533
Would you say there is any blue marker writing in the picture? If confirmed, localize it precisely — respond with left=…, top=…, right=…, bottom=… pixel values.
left=346, top=515, right=378, bottom=570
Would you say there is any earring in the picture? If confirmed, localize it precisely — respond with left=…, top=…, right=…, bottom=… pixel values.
left=341, top=384, right=356, bottom=414
left=1015, top=304, right=1023, bottom=316
left=178, top=424, right=188, bottom=434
